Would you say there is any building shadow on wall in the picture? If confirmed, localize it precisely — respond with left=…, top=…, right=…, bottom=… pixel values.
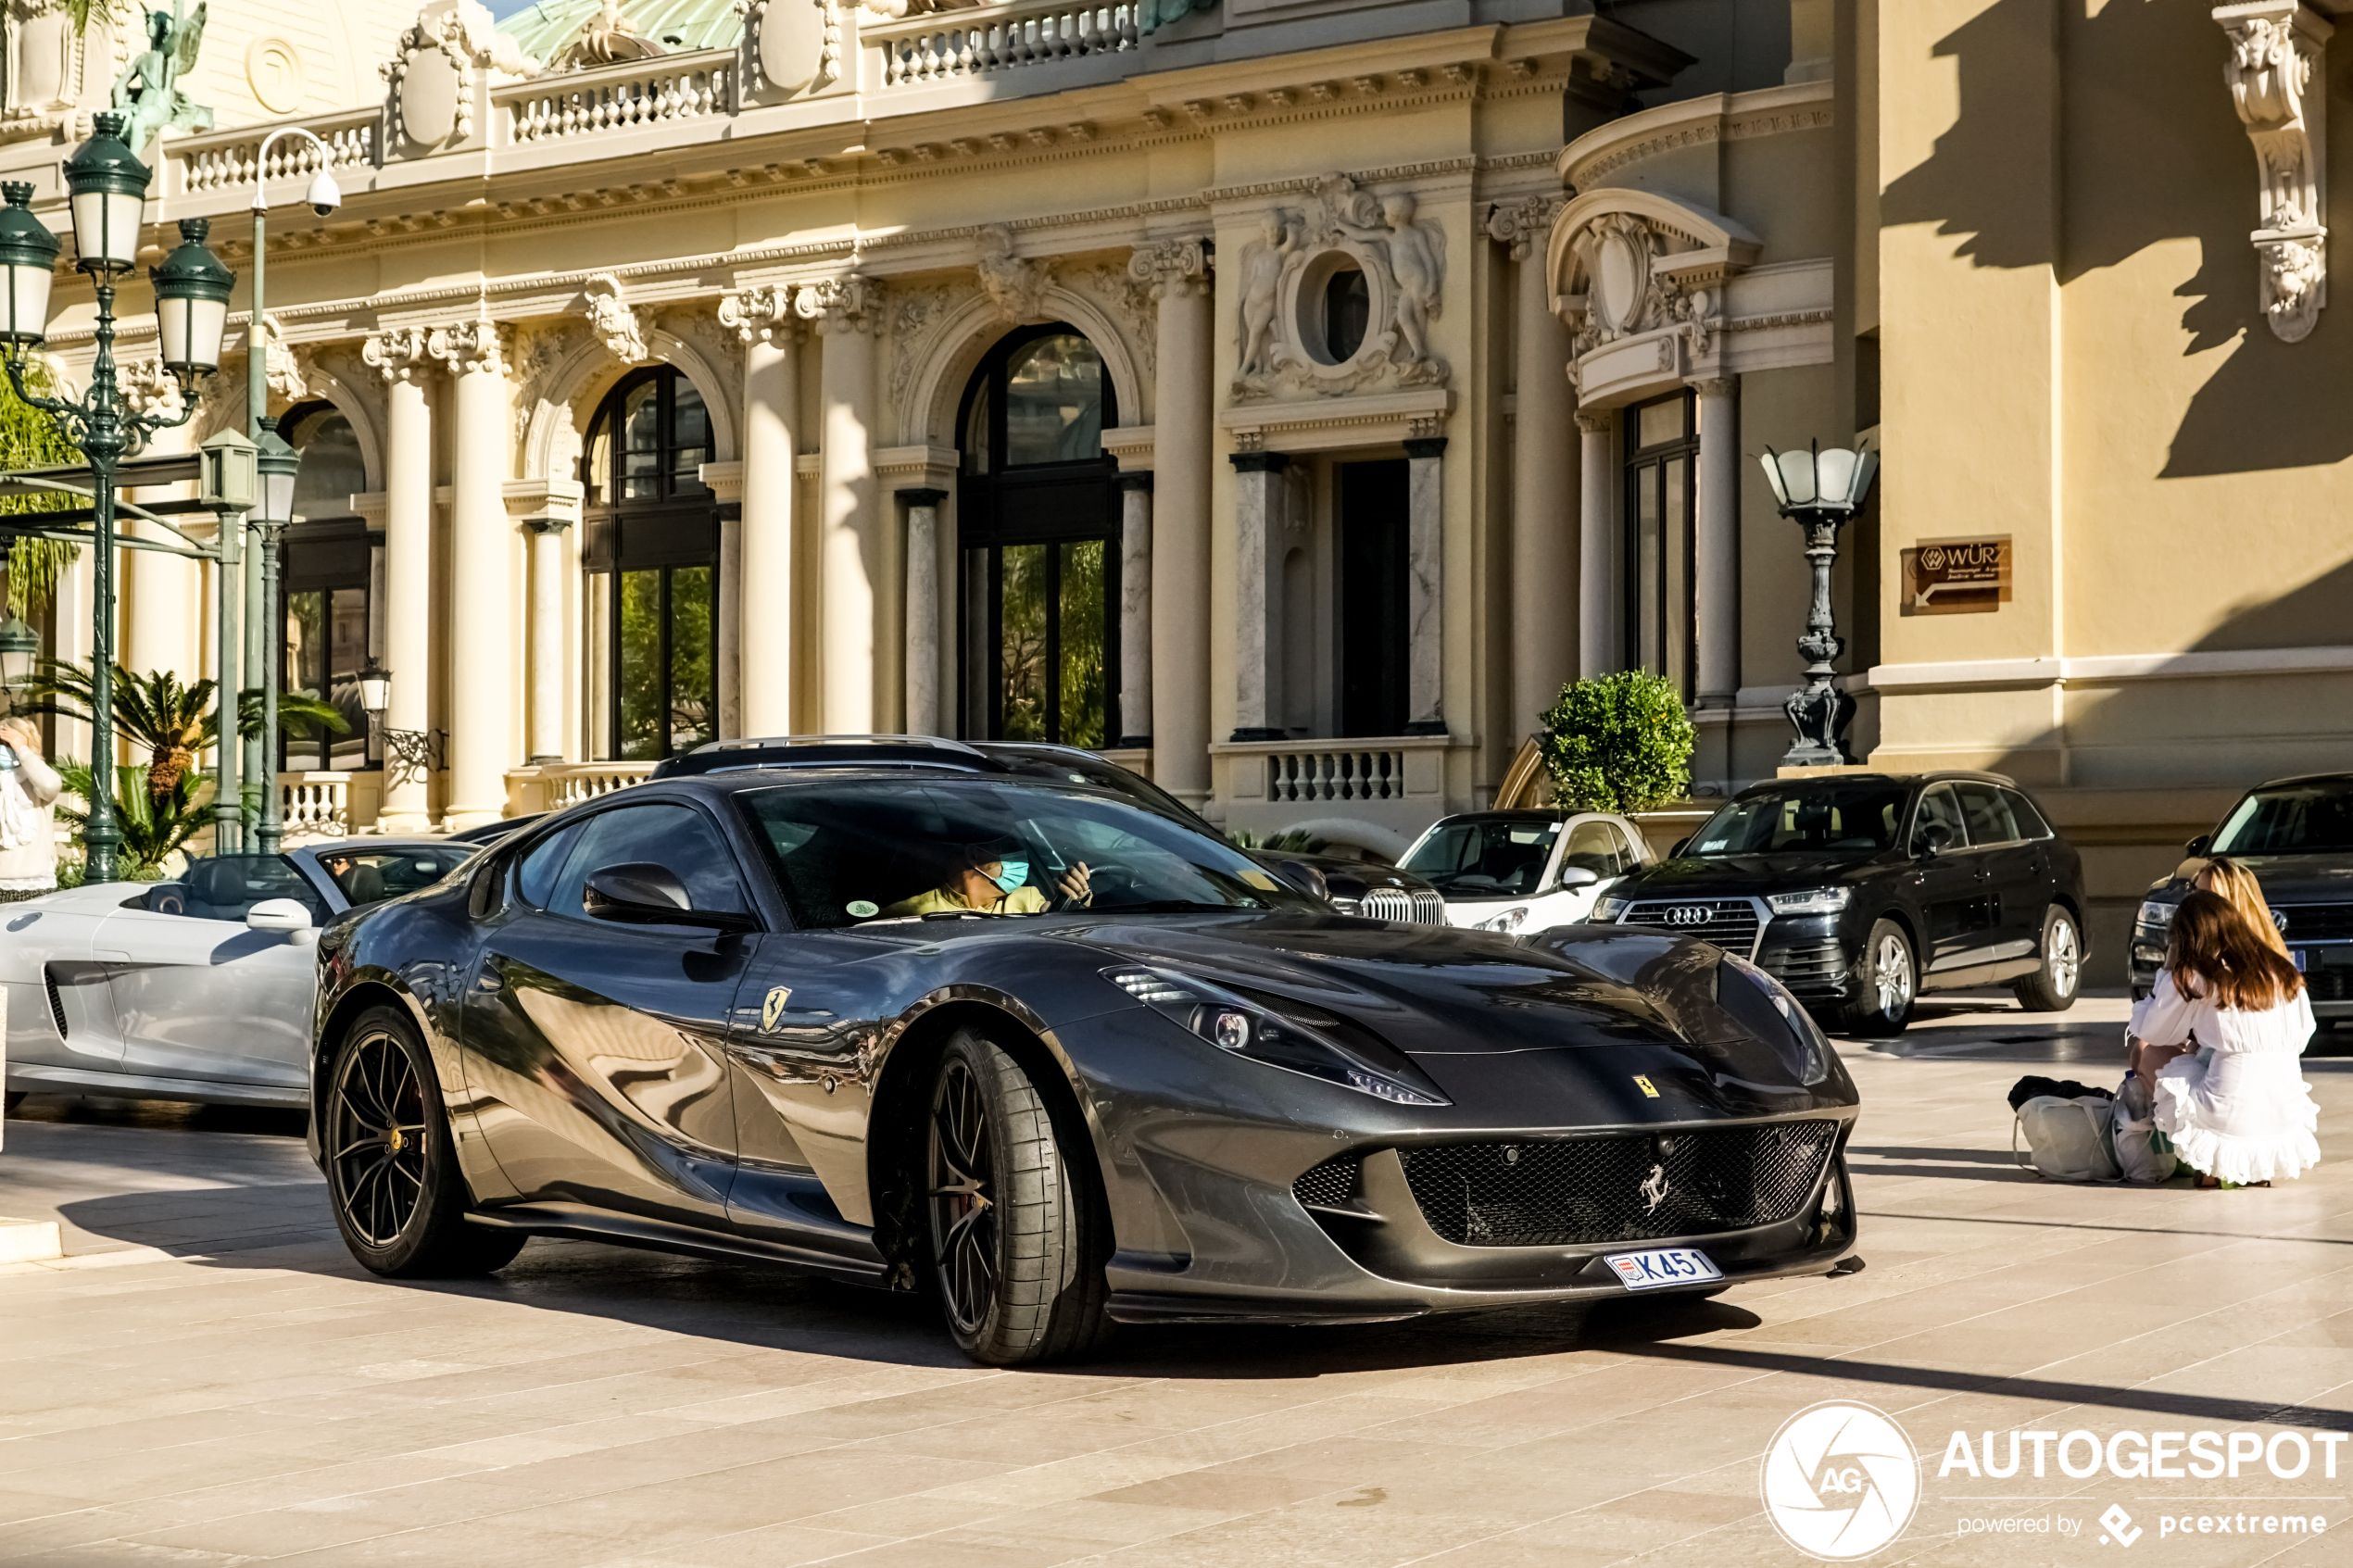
left=1878, top=0, right=2353, bottom=478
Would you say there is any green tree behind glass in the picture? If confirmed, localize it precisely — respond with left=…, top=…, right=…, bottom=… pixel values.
left=1058, top=538, right=1104, bottom=748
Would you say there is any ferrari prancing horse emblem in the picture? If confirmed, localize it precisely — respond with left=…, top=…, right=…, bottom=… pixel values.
left=761, top=985, right=792, bottom=1033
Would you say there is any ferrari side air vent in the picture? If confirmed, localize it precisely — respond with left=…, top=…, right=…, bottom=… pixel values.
left=43, top=967, right=67, bottom=1040
left=1291, top=1154, right=1361, bottom=1211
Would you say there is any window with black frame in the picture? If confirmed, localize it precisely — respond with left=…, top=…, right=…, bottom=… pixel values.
left=1622, top=390, right=1698, bottom=698
left=580, top=366, right=717, bottom=761
left=280, top=402, right=371, bottom=771
left=955, top=327, right=1118, bottom=748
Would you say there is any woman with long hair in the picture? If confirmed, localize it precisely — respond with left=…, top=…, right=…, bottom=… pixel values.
left=2196, top=856, right=2290, bottom=958
left=2130, top=890, right=2320, bottom=1187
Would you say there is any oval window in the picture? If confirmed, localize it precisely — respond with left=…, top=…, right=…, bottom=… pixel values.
left=1322, top=264, right=1370, bottom=363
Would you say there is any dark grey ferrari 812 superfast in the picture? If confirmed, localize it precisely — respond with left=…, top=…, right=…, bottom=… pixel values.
left=309, top=743, right=1860, bottom=1364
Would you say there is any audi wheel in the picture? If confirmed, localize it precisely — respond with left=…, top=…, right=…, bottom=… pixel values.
left=2012, top=905, right=2082, bottom=1013
left=1839, top=919, right=1915, bottom=1036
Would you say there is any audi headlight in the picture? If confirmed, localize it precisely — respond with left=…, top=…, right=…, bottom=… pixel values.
left=2135, top=898, right=2178, bottom=929
left=1767, top=887, right=1853, bottom=915
left=1593, top=896, right=1629, bottom=922
left=1475, top=906, right=1529, bottom=935
left=1103, top=965, right=1449, bottom=1106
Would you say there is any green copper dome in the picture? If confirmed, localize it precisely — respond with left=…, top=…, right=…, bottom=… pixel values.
left=499, top=0, right=744, bottom=66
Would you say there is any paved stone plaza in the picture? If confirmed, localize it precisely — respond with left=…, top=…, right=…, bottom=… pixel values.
left=3, top=996, right=2350, bottom=1566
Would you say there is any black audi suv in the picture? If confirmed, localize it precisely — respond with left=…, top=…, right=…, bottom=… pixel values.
left=2131, top=772, right=2353, bottom=1021
left=1592, top=771, right=2088, bottom=1033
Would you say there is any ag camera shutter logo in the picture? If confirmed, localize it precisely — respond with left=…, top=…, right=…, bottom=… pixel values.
left=1760, top=1401, right=1921, bottom=1560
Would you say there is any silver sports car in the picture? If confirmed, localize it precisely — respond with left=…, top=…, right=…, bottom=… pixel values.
left=3, top=839, right=476, bottom=1110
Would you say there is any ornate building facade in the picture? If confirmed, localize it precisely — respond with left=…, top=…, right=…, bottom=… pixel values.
left=3, top=0, right=2347, bottom=971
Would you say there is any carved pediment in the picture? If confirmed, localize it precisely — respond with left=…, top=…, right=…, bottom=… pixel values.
left=383, top=0, right=538, bottom=153
left=1545, top=189, right=1762, bottom=362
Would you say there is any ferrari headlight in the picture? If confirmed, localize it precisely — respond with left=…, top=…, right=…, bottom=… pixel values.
left=1767, top=887, right=1852, bottom=915
left=2135, top=898, right=2178, bottom=929
left=1593, top=896, right=1629, bottom=921
left=1102, top=965, right=1449, bottom=1106
left=1719, top=953, right=1833, bottom=1085
left=1474, top=906, right=1529, bottom=934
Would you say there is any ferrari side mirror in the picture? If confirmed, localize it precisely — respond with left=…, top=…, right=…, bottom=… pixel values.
left=583, top=862, right=753, bottom=930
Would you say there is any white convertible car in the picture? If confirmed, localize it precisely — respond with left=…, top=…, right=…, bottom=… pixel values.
left=2, top=839, right=477, bottom=1110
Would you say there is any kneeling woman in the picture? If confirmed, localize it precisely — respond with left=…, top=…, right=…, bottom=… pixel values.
left=2132, top=890, right=2321, bottom=1187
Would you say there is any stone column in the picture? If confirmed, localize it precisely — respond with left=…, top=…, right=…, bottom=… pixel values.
left=898, top=487, right=945, bottom=735
left=1403, top=432, right=1448, bottom=735
left=798, top=277, right=882, bottom=734
left=720, top=285, right=798, bottom=738
left=524, top=517, right=571, bottom=762
left=1489, top=195, right=1576, bottom=734
left=1128, top=238, right=1212, bottom=803
left=429, top=316, right=513, bottom=829
left=1115, top=470, right=1153, bottom=748
left=362, top=328, right=434, bottom=831
left=1692, top=376, right=1742, bottom=709
left=1577, top=410, right=1617, bottom=678
left=1227, top=449, right=1287, bottom=742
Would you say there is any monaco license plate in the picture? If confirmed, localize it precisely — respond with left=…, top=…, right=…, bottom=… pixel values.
left=1605, top=1248, right=1724, bottom=1290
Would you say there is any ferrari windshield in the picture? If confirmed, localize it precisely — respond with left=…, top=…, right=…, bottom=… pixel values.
left=2210, top=781, right=2353, bottom=855
left=1685, top=783, right=1909, bottom=856
left=736, top=778, right=1318, bottom=929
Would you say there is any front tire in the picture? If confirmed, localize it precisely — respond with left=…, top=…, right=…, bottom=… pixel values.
left=323, top=1006, right=524, bottom=1278
left=925, top=1027, right=1111, bottom=1366
left=1840, top=919, right=1916, bottom=1035
left=2012, top=905, right=2083, bottom=1013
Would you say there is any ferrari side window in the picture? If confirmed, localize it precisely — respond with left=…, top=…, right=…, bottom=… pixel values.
left=548, top=804, right=749, bottom=920
left=515, top=822, right=584, bottom=909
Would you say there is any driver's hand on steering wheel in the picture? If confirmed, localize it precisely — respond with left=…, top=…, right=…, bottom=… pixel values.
left=1055, top=862, right=1093, bottom=905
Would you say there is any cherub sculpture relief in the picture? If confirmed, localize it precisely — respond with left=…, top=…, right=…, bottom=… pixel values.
left=1336, top=190, right=1442, bottom=364
left=1235, top=210, right=1300, bottom=378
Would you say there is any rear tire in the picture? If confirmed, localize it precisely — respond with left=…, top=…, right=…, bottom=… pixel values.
left=323, top=1006, right=525, bottom=1278
left=2012, top=905, right=2083, bottom=1013
left=925, top=1026, right=1111, bottom=1366
left=1839, top=919, right=1915, bottom=1035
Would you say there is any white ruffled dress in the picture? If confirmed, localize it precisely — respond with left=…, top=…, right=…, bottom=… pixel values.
left=2130, top=970, right=2321, bottom=1185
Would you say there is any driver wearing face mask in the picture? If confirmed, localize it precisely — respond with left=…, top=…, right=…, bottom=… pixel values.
left=884, top=836, right=1092, bottom=917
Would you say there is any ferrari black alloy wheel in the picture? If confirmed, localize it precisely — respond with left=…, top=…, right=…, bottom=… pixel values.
left=925, top=1027, right=1110, bottom=1365
left=324, top=1006, right=525, bottom=1278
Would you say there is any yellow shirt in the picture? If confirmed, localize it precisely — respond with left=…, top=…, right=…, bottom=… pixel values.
left=883, top=884, right=1052, bottom=918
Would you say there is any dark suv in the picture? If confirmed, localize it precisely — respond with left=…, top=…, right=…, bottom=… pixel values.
left=1592, top=771, right=2087, bottom=1033
left=2131, top=772, right=2353, bottom=1020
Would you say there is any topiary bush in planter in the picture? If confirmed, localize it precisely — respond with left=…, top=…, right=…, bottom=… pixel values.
left=1537, top=671, right=1696, bottom=814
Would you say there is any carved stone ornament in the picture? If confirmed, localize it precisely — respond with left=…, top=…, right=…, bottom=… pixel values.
left=1560, top=210, right=1728, bottom=365
left=120, top=358, right=185, bottom=421
left=383, top=0, right=538, bottom=153
left=1126, top=237, right=1210, bottom=300
left=1068, top=260, right=1156, bottom=378
left=2, top=1, right=89, bottom=138
left=1229, top=172, right=1449, bottom=402
left=362, top=326, right=433, bottom=382
left=719, top=283, right=800, bottom=345
left=1486, top=194, right=1567, bottom=262
left=738, top=0, right=842, bottom=97
left=427, top=315, right=512, bottom=378
left=795, top=274, right=880, bottom=333
left=2216, top=2, right=2332, bottom=343
left=975, top=225, right=1052, bottom=324
left=581, top=274, right=649, bottom=364
left=260, top=316, right=311, bottom=402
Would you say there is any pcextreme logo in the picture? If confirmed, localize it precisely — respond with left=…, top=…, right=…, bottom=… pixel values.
left=1759, top=1401, right=1922, bottom=1561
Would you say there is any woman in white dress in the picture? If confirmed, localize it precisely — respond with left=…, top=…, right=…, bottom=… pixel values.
left=2131, top=889, right=2320, bottom=1187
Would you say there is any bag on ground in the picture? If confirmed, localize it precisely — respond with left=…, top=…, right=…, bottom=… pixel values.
left=2109, top=1073, right=2179, bottom=1185
left=2013, top=1094, right=2122, bottom=1183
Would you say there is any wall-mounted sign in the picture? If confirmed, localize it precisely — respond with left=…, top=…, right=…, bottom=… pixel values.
left=1901, top=535, right=2011, bottom=615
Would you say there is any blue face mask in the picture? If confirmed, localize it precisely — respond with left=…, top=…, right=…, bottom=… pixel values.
left=989, top=859, right=1029, bottom=897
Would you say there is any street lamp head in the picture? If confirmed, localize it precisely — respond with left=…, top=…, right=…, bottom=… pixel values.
left=253, top=414, right=301, bottom=526
left=62, top=111, right=151, bottom=277
left=0, top=607, right=40, bottom=706
left=304, top=169, right=342, bottom=218
left=357, top=661, right=391, bottom=718
left=0, top=182, right=59, bottom=349
left=1759, top=441, right=1880, bottom=521
left=150, top=217, right=234, bottom=377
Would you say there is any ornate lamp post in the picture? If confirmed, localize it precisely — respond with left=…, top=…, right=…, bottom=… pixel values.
left=1759, top=440, right=1880, bottom=768
left=0, top=113, right=233, bottom=882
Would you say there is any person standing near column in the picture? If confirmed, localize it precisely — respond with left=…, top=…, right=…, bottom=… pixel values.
left=1127, top=238, right=1212, bottom=806
left=362, top=327, right=433, bottom=832
left=721, top=284, right=798, bottom=738
left=428, top=314, right=513, bottom=831
left=799, top=277, right=882, bottom=735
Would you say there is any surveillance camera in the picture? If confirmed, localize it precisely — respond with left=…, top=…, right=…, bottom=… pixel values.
left=305, top=170, right=342, bottom=218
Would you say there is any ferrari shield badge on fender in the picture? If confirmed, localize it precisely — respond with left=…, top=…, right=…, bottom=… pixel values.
left=761, top=985, right=792, bottom=1034
left=1632, top=1074, right=1660, bottom=1098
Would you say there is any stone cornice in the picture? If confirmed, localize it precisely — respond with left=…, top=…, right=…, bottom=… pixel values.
left=1559, top=81, right=1836, bottom=191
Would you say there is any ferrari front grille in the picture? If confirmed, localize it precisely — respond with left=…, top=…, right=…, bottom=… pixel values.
left=1400, top=1121, right=1841, bottom=1248
left=1358, top=888, right=1448, bottom=925
left=1290, top=1155, right=1360, bottom=1210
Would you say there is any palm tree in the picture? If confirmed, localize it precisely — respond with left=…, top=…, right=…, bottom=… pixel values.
left=23, top=659, right=348, bottom=807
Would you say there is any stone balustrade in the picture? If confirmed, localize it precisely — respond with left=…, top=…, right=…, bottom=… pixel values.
left=871, top=2, right=1141, bottom=89
left=1210, top=734, right=1461, bottom=859
left=506, top=760, right=656, bottom=819
left=500, top=52, right=736, bottom=146
left=173, top=110, right=379, bottom=196
left=278, top=771, right=351, bottom=841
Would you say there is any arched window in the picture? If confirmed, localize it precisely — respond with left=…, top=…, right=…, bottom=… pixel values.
left=581, top=366, right=717, bottom=760
left=278, top=401, right=371, bottom=771
left=956, top=327, right=1118, bottom=746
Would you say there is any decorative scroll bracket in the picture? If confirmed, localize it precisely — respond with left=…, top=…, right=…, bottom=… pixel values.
left=2216, top=2, right=2333, bottom=343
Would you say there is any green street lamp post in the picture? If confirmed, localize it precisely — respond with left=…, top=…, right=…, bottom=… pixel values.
left=252, top=417, right=298, bottom=853
left=0, top=113, right=233, bottom=883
